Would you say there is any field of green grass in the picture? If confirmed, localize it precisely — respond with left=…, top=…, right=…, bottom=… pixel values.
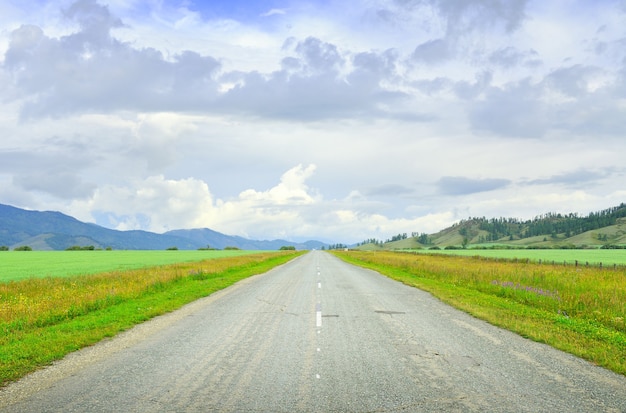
left=0, top=250, right=268, bottom=282
left=411, top=248, right=626, bottom=266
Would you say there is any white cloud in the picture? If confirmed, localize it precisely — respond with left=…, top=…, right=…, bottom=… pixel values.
left=261, top=9, right=287, bottom=18
left=65, top=164, right=454, bottom=242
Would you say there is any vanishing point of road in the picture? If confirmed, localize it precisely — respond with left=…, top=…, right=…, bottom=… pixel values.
left=1, top=251, right=625, bottom=412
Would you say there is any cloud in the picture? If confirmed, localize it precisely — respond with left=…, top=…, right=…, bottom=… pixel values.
left=374, top=0, right=528, bottom=36
left=63, top=0, right=124, bottom=35
left=442, top=0, right=529, bottom=35
left=2, top=0, right=224, bottom=117
left=60, top=163, right=459, bottom=242
left=523, top=169, right=610, bottom=188
left=468, top=78, right=548, bottom=138
left=216, top=37, right=412, bottom=121
left=543, top=64, right=605, bottom=98
left=411, top=38, right=451, bottom=64
left=437, top=176, right=510, bottom=196
left=453, top=70, right=492, bottom=99
left=3, top=19, right=222, bottom=118
left=261, top=9, right=287, bottom=18
left=3, top=12, right=413, bottom=122
left=82, top=175, right=217, bottom=232
left=75, top=166, right=323, bottom=235
left=294, top=36, right=344, bottom=74
left=488, top=46, right=541, bottom=68
left=13, top=171, right=96, bottom=200
left=239, top=164, right=318, bottom=206
left=0, top=139, right=98, bottom=199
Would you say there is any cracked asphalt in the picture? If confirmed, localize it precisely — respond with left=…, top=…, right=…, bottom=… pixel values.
left=1, top=251, right=625, bottom=412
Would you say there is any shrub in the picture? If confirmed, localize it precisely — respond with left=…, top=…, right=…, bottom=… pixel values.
left=66, top=245, right=96, bottom=251
left=14, top=245, right=32, bottom=251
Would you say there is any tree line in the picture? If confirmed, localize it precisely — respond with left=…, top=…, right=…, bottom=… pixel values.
left=462, top=203, right=626, bottom=241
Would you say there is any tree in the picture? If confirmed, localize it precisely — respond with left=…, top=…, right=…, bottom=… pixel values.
left=417, top=233, right=431, bottom=245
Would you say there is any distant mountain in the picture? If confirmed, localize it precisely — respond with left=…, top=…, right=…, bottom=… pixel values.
left=0, top=203, right=325, bottom=251
left=165, top=228, right=326, bottom=251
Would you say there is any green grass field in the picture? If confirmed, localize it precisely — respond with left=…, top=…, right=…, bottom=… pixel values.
left=411, top=248, right=626, bottom=266
left=0, top=250, right=268, bottom=282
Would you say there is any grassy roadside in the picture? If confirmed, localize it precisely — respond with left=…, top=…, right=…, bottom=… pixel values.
left=0, top=251, right=305, bottom=386
left=332, top=251, right=626, bottom=376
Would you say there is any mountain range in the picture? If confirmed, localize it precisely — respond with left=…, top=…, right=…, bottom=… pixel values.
left=0, top=203, right=326, bottom=251
left=3, top=202, right=626, bottom=251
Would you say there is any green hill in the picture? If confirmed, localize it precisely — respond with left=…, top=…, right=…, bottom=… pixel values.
left=356, top=203, right=626, bottom=250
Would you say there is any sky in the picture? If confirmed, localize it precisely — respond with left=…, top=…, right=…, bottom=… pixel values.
left=1, top=0, right=625, bottom=244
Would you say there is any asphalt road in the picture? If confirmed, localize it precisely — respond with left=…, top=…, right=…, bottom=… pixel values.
left=1, top=250, right=625, bottom=412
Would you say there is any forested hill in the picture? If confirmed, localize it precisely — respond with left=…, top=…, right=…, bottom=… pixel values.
left=355, top=203, right=626, bottom=250
left=459, top=203, right=626, bottom=243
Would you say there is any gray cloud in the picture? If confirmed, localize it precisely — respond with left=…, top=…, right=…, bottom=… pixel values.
left=468, top=78, right=548, bottom=138
left=453, top=71, right=492, bottom=99
left=63, top=0, right=124, bottom=37
left=488, top=47, right=541, bottom=69
left=412, top=77, right=452, bottom=95
left=13, top=171, right=96, bottom=199
left=4, top=21, right=222, bottom=118
left=438, top=176, right=510, bottom=196
left=216, top=37, right=415, bottom=121
left=543, top=64, right=603, bottom=98
left=432, top=0, right=529, bottom=36
left=404, top=0, right=531, bottom=70
left=294, top=37, right=344, bottom=74
left=523, top=169, right=611, bottom=188
left=384, top=0, right=528, bottom=36
left=3, top=11, right=419, bottom=123
left=0, top=146, right=97, bottom=199
left=411, top=38, right=450, bottom=64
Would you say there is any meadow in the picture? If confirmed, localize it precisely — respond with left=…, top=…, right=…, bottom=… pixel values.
left=0, top=250, right=267, bottom=282
left=0, top=250, right=305, bottom=386
left=411, top=248, right=626, bottom=267
left=333, top=250, right=626, bottom=376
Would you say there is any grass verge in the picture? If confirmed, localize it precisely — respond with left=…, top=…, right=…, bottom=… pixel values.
left=332, top=251, right=626, bottom=376
left=0, top=251, right=305, bottom=386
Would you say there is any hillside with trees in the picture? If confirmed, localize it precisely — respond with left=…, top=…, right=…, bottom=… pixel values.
left=356, top=203, right=626, bottom=250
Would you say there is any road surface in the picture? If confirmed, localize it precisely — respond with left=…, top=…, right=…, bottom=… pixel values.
left=1, top=251, right=625, bottom=412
